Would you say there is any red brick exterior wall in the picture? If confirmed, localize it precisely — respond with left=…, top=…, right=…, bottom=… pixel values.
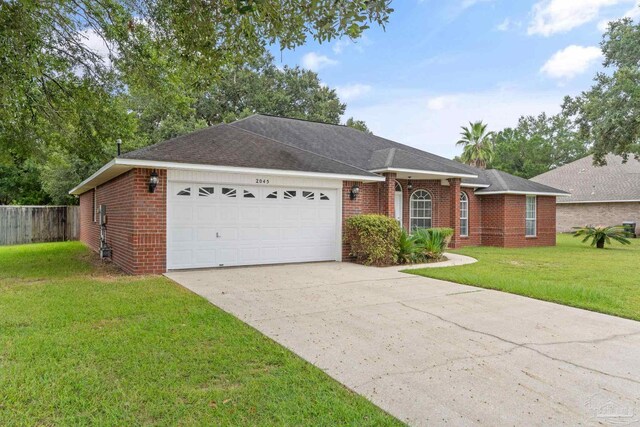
left=341, top=176, right=557, bottom=258
left=480, top=194, right=556, bottom=247
left=79, top=168, right=166, bottom=274
left=79, top=167, right=558, bottom=274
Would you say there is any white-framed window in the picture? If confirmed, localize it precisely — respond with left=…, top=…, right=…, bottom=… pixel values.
left=93, top=189, right=97, bottom=223
left=526, top=195, right=537, bottom=237
left=460, top=192, right=469, bottom=237
left=410, top=190, right=432, bottom=231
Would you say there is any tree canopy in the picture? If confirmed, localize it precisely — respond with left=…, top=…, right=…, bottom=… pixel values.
left=563, top=17, right=640, bottom=165
left=491, top=113, right=589, bottom=178
left=0, top=1, right=389, bottom=205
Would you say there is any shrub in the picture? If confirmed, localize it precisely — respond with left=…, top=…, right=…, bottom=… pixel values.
left=412, top=227, right=453, bottom=260
left=573, top=225, right=631, bottom=249
left=345, top=215, right=401, bottom=266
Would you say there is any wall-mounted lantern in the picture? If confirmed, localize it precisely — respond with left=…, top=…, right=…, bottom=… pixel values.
left=350, top=184, right=360, bottom=200
left=148, top=170, right=159, bottom=193
left=407, top=176, right=413, bottom=191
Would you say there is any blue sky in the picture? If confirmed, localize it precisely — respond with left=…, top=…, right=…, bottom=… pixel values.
left=273, top=0, right=640, bottom=159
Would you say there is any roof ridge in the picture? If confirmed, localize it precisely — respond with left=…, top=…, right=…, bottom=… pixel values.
left=242, top=113, right=360, bottom=130
left=385, top=148, right=396, bottom=167
left=491, top=169, right=509, bottom=189
left=229, top=123, right=379, bottom=177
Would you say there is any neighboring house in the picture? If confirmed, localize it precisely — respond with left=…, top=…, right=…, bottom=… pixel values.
left=532, top=154, right=640, bottom=235
left=70, top=115, right=567, bottom=274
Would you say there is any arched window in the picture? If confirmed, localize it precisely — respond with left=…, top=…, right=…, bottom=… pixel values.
left=410, top=190, right=432, bottom=231
left=460, top=192, right=469, bottom=237
left=395, top=181, right=402, bottom=192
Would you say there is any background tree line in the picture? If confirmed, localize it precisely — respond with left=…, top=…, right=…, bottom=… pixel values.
left=0, top=0, right=388, bottom=205
left=456, top=15, right=640, bottom=178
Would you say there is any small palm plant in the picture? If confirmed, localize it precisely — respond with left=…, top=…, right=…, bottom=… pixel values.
left=572, top=225, right=631, bottom=249
left=397, top=229, right=420, bottom=264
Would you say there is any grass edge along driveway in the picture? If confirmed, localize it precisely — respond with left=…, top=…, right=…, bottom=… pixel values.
left=0, top=242, right=401, bottom=426
left=408, top=234, right=640, bottom=322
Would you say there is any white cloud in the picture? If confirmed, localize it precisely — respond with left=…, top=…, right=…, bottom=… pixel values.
left=528, top=0, right=629, bottom=36
left=335, top=84, right=372, bottom=102
left=495, top=18, right=512, bottom=31
left=426, top=95, right=459, bottom=111
left=333, top=40, right=351, bottom=54
left=540, top=45, right=602, bottom=80
left=345, top=88, right=564, bottom=158
left=301, top=52, right=338, bottom=71
left=597, top=0, right=640, bottom=31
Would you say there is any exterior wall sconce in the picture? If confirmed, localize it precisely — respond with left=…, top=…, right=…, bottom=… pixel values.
left=350, top=184, right=360, bottom=200
left=407, top=177, right=413, bottom=191
left=148, top=170, right=159, bottom=193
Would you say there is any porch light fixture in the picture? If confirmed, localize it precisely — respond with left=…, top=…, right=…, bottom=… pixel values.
left=407, top=177, right=413, bottom=191
left=350, top=184, right=360, bottom=200
left=148, top=170, right=159, bottom=193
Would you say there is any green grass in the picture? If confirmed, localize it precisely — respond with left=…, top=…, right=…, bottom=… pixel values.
left=407, top=234, right=640, bottom=321
left=0, top=242, right=401, bottom=426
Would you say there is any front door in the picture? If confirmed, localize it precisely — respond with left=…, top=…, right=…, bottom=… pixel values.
left=394, top=186, right=403, bottom=227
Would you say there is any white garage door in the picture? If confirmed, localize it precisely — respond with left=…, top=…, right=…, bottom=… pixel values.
left=167, top=182, right=339, bottom=269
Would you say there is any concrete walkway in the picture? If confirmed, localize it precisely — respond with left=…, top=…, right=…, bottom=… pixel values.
left=167, top=262, right=640, bottom=426
left=385, top=252, right=478, bottom=271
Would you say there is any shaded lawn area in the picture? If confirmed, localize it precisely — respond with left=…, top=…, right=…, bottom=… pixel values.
left=408, top=234, right=640, bottom=322
left=0, top=242, right=400, bottom=426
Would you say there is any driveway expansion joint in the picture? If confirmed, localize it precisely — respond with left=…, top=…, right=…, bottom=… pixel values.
left=399, top=301, right=640, bottom=386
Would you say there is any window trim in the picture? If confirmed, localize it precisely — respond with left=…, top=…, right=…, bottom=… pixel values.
left=525, top=195, right=537, bottom=237
left=409, top=189, right=433, bottom=231
left=460, top=192, right=469, bottom=237
left=92, top=189, right=97, bottom=223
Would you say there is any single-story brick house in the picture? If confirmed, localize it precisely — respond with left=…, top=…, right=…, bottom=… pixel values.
left=532, top=154, right=640, bottom=235
left=70, top=114, right=567, bottom=274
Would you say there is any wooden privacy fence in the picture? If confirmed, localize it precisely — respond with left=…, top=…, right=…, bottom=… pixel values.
left=0, top=206, right=80, bottom=246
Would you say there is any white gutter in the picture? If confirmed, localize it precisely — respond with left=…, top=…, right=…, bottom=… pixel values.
left=368, top=167, right=478, bottom=179
left=70, top=158, right=385, bottom=195
left=475, top=190, right=571, bottom=197
left=461, top=183, right=490, bottom=188
left=557, top=199, right=640, bottom=204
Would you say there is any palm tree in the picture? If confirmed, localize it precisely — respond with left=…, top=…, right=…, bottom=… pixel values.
left=456, top=121, right=494, bottom=169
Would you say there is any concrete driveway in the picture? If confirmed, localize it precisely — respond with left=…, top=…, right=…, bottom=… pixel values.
left=167, top=262, right=640, bottom=426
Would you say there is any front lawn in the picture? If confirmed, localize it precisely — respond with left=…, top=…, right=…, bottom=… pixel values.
left=0, top=242, right=400, bottom=426
left=408, top=234, right=640, bottom=321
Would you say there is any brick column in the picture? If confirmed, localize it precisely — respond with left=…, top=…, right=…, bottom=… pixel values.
left=381, top=173, right=396, bottom=219
left=448, top=178, right=461, bottom=248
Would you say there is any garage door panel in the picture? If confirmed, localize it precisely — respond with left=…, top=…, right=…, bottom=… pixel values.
left=168, top=183, right=338, bottom=269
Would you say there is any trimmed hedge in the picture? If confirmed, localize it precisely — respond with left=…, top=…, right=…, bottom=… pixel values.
left=345, top=214, right=402, bottom=266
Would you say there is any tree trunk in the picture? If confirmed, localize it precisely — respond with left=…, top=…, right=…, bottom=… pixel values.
left=596, top=237, right=605, bottom=248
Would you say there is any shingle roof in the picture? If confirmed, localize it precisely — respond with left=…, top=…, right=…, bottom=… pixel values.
left=231, top=115, right=477, bottom=178
left=118, top=114, right=565, bottom=196
left=531, top=154, right=640, bottom=202
left=366, top=147, right=475, bottom=176
left=475, top=169, right=570, bottom=195
left=122, top=124, right=380, bottom=178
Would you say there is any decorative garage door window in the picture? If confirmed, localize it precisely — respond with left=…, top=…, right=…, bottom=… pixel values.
left=319, top=193, right=330, bottom=200
left=199, top=187, right=214, bottom=197
left=283, top=190, right=297, bottom=199
left=410, top=190, right=432, bottom=231
left=266, top=191, right=278, bottom=199
left=177, top=187, right=191, bottom=196
left=303, top=191, right=314, bottom=200
left=222, top=187, right=236, bottom=198
left=460, top=192, right=469, bottom=237
left=243, top=190, right=255, bottom=198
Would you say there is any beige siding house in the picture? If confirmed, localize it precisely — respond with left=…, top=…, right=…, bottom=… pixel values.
left=532, top=154, right=640, bottom=234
